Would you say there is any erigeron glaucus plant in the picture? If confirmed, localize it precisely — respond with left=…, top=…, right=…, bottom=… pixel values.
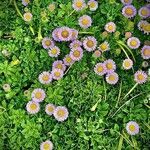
left=1, top=0, right=150, bottom=149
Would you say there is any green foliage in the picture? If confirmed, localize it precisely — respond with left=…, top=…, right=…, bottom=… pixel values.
left=0, top=0, right=150, bottom=150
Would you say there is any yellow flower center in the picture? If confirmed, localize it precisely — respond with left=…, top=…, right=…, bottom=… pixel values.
left=51, top=48, right=57, bottom=55
left=130, top=40, right=137, bottom=47
left=73, top=50, right=80, bottom=57
left=42, top=75, right=49, bottom=81
left=43, top=143, right=50, bottom=150
left=35, top=92, right=42, bottom=99
left=108, top=25, right=113, bottom=30
left=25, top=0, right=30, bottom=3
left=56, top=64, right=63, bottom=70
left=97, top=66, right=104, bottom=72
left=124, top=61, right=131, bottom=67
left=57, top=109, right=65, bottom=117
left=24, top=13, right=32, bottom=21
left=125, top=8, right=133, bottom=15
left=106, top=63, right=113, bottom=70
left=143, top=49, right=150, bottom=56
left=48, top=106, right=54, bottom=113
left=45, top=40, right=51, bottom=46
left=87, top=40, right=94, bottom=48
left=108, top=75, right=115, bottom=81
left=129, top=125, right=136, bottom=132
left=100, top=43, right=108, bottom=51
left=143, top=24, right=150, bottom=32
left=76, top=1, right=83, bottom=8
left=66, top=56, right=72, bottom=63
left=82, top=18, right=89, bottom=26
left=89, top=2, right=96, bottom=8
left=61, top=30, right=69, bottom=38
left=137, top=74, right=144, bottom=81
left=30, top=103, right=37, bottom=110
left=124, top=0, right=130, bottom=3
left=54, top=71, right=61, bottom=77
left=141, top=9, right=148, bottom=16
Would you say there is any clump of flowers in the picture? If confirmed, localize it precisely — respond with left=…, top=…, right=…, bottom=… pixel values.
left=126, top=121, right=140, bottom=135
left=26, top=101, right=40, bottom=114
left=141, top=45, right=150, bottom=59
left=122, top=5, right=137, bottom=18
left=38, top=71, right=52, bottom=84
left=105, top=22, right=116, bottom=33
left=72, top=0, right=86, bottom=11
left=40, top=140, right=53, bottom=150
left=31, top=88, right=46, bottom=103
left=83, top=36, right=97, bottom=52
left=53, top=106, right=69, bottom=122
left=88, top=0, right=98, bottom=11
left=23, top=12, right=33, bottom=22
left=134, top=70, right=148, bottom=84
left=78, top=15, right=92, bottom=29
left=127, top=37, right=140, bottom=49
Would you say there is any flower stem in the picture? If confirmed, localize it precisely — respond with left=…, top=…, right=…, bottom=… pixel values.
left=38, top=25, right=43, bottom=42
left=14, top=0, right=23, bottom=19
left=68, top=9, right=75, bottom=17
left=79, top=31, right=94, bottom=35
left=29, top=26, right=35, bottom=35
left=115, top=80, right=122, bottom=107
left=103, top=79, right=107, bottom=101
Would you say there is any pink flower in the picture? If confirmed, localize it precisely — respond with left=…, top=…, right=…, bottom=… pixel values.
left=45, top=104, right=55, bottom=116
left=52, top=60, right=66, bottom=71
left=121, top=0, right=132, bottom=5
left=122, top=59, right=133, bottom=70
left=22, top=0, right=30, bottom=6
left=134, top=70, right=148, bottom=84
left=63, top=54, right=75, bottom=66
left=106, top=72, right=119, bottom=85
left=71, top=29, right=78, bottom=41
left=138, top=6, right=150, bottom=19
left=127, top=37, right=140, bottom=49
left=38, top=71, right=52, bottom=84
left=141, top=45, right=150, bottom=60
left=26, top=101, right=40, bottom=114
left=70, top=40, right=82, bottom=49
left=78, top=15, right=92, bottom=29
left=126, top=121, right=139, bottom=135
left=48, top=46, right=60, bottom=57
left=40, top=140, right=53, bottom=150
left=94, top=63, right=106, bottom=76
left=122, top=5, right=137, bottom=18
left=70, top=47, right=83, bottom=61
left=88, top=0, right=98, bottom=11
left=72, top=0, right=86, bottom=11
left=42, top=37, right=54, bottom=49
left=104, top=59, right=116, bottom=73
left=105, top=22, right=116, bottom=33
left=51, top=69, right=64, bottom=80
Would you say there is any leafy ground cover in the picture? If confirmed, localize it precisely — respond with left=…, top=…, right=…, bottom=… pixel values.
left=0, top=0, right=150, bottom=149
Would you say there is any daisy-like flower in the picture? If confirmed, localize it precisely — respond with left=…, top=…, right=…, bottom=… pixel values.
left=71, top=29, right=78, bottom=41
left=26, top=101, right=40, bottom=114
left=3, top=84, right=11, bottom=92
left=23, top=12, right=33, bottom=22
left=141, top=45, right=150, bottom=60
left=122, top=5, right=137, bottom=19
left=134, top=70, right=148, bottom=84
left=137, top=20, right=148, bottom=31
left=105, top=22, right=116, bottom=33
left=40, top=140, right=53, bottom=150
left=58, top=27, right=72, bottom=41
left=125, top=32, right=132, bottom=39
left=94, top=63, right=106, bottom=76
left=52, top=28, right=61, bottom=42
left=63, top=54, right=75, bottom=66
left=42, top=37, right=54, bottom=49
left=38, top=71, right=52, bottom=84
left=99, top=41, right=110, bottom=52
left=72, top=0, right=86, bottom=11
left=126, top=121, right=140, bottom=135
left=143, top=23, right=150, bottom=35
left=127, top=37, right=140, bottom=49
left=138, top=6, right=150, bottom=19
left=52, top=60, right=66, bottom=71
left=122, top=59, right=133, bottom=70
left=53, top=106, right=69, bottom=122
left=31, top=88, right=46, bottom=103
left=83, top=36, right=97, bottom=52
left=106, top=72, right=119, bottom=85
left=88, top=0, right=98, bottom=11
left=22, top=0, right=30, bottom=6
left=70, top=47, right=83, bottom=61
left=120, top=0, right=132, bottom=5
left=78, top=15, right=92, bottom=29
left=51, top=69, right=64, bottom=80
left=48, top=46, right=60, bottom=57
left=70, top=40, right=82, bottom=49
left=93, top=50, right=101, bottom=58
left=45, top=104, right=55, bottom=116
left=104, top=59, right=116, bottom=73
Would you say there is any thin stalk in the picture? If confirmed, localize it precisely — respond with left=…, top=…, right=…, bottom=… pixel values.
left=111, top=92, right=145, bottom=118
left=64, top=63, right=74, bottom=75
left=103, top=79, right=107, bottom=101
left=29, top=26, right=35, bottom=35
left=116, top=80, right=122, bottom=107
left=38, top=25, right=43, bottom=42
left=122, top=83, right=138, bottom=101
left=79, top=31, right=94, bottom=35
left=14, top=0, right=23, bottom=19
left=68, top=9, right=75, bottom=17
